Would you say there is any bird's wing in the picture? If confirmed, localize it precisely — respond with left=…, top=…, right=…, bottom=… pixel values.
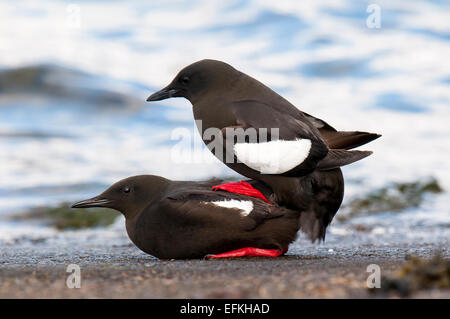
left=225, top=99, right=328, bottom=176
left=163, top=189, right=287, bottom=231
left=301, top=111, right=337, bottom=132
left=301, top=111, right=381, bottom=150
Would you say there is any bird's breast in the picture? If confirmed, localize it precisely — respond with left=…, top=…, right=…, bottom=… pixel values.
left=193, top=100, right=237, bottom=134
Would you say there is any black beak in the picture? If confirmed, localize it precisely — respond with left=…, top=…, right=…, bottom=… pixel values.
left=146, top=87, right=178, bottom=102
left=71, top=196, right=112, bottom=209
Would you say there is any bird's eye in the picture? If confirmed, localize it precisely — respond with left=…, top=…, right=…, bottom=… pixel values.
left=181, top=76, right=190, bottom=84
left=123, top=187, right=131, bottom=194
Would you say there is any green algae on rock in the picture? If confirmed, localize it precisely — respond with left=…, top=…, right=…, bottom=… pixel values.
left=11, top=203, right=120, bottom=230
left=44, top=204, right=121, bottom=230
left=338, top=178, right=443, bottom=221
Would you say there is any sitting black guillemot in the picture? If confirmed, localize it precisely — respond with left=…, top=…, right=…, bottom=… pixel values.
left=72, top=169, right=344, bottom=259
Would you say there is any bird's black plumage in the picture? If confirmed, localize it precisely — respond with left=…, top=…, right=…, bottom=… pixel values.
left=71, top=170, right=344, bottom=259
left=147, top=59, right=380, bottom=212
left=72, top=175, right=299, bottom=259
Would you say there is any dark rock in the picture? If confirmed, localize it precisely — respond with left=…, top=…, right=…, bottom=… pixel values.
left=371, top=253, right=450, bottom=297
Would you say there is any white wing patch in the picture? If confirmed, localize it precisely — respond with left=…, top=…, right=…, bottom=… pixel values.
left=204, top=199, right=254, bottom=217
left=233, top=138, right=312, bottom=174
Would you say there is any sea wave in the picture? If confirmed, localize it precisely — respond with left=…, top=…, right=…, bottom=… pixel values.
left=0, top=0, right=448, bottom=241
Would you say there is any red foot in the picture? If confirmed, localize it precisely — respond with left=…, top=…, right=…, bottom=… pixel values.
left=206, top=247, right=286, bottom=259
left=212, top=181, right=271, bottom=204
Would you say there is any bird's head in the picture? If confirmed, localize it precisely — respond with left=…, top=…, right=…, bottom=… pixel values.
left=71, top=175, right=169, bottom=218
left=146, top=59, right=240, bottom=104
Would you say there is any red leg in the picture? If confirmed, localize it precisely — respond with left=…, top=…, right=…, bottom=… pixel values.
left=206, top=247, right=286, bottom=259
left=212, top=181, right=271, bottom=204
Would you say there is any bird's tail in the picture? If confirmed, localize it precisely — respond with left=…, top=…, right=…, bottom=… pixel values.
left=321, top=130, right=381, bottom=150
left=316, top=149, right=373, bottom=170
left=298, top=169, right=344, bottom=242
left=315, top=130, right=381, bottom=170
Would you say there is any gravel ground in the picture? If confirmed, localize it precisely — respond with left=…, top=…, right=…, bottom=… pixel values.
left=0, top=237, right=448, bottom=298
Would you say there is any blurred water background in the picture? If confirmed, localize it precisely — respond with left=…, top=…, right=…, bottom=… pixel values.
left=0, top=0, right=448, bottom=248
